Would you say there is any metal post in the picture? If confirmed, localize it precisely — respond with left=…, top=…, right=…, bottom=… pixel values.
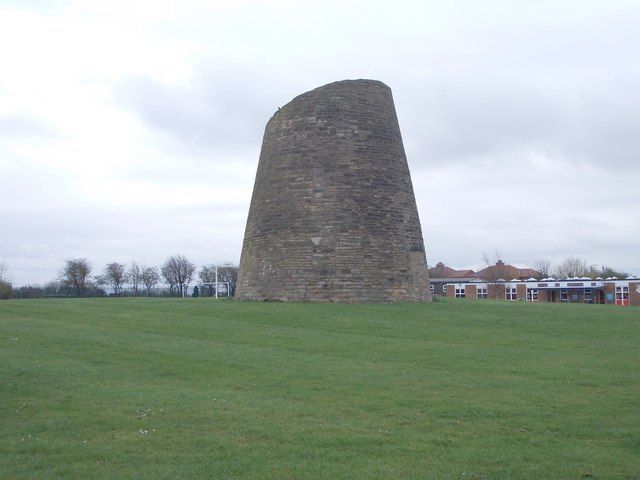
left=215, top=266, right=218, bottom=299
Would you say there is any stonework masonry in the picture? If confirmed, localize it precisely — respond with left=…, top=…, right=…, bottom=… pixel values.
left=236, top=79, right=431, bottom=302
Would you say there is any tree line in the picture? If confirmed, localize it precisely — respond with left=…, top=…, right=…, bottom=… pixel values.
left=478, top=252, right=632, bottom=281
left=473, top=253, right=634, bottom=300
left=532, top=257, right=632, bottom=280
left=2, top=255, right=238, bottom=299
left=3, top=254, right=634, bottom=301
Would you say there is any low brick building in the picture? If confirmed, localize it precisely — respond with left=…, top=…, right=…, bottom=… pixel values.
left=444, top=278, right=640, bottom=307
left=428, top=260, right=540, bottom=296
left=475, top=260, right=540, bottom=282
left=427, top=262, right=480, bottom=295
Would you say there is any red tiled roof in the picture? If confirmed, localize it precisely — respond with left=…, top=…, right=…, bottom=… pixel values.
left=475, top=261, right=540, bottom=280
left=452, top=269, right=476, bottom=278
left=428, top=262, right=477, bottom=279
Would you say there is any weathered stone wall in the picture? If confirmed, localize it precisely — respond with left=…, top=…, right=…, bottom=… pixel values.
left=236, top=79, right=431, bottom=302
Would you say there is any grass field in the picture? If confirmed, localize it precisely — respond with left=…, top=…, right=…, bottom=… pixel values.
left=0, top=298, right=638, bottom=479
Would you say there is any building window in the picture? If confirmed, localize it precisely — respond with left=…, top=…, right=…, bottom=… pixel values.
left=506, top=287, right=517, bottom=301
left=443, top=285, right=447, bottom=294
left=527, top=289, right=538, bottom=301
left=430, top=284, right=434, bottom=293
left=477, top=287, right=488, bottom=299
left=455, top=287, right=465, bottom=298
left=560, top=289, right=568, bottom=302
left=584, top=289, right=592, bottom=302
left=615, top=286, right=629, bottom=300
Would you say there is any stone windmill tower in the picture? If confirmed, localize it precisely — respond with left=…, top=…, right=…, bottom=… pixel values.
left=236, top=79, right=431, bottom=302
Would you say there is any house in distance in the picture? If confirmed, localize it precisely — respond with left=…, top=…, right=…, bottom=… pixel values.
left=428, top=260, right=540, bottom=296
left=429, top=260, right=639, bottom=307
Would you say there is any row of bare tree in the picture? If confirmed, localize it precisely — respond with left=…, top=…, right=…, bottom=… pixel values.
left=4, top=256, right=238, bottom=299
left=472, top=253, right=633, bottom=301
left=531, top=257, right=631, bottom=280
left=481, top=252, right=631, bottom=281
left=65, top=256, right=238, bottom=297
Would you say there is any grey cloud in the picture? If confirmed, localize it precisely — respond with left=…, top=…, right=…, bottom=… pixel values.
left=117, top=67, right=298, bottom=157
left=415, top=154, right=640, bottom=276
left=0, top=1, right=66, bottom=13
left=0, top=114, right=55, bottom=140
left=397, top=71, right=640, bottom=170
left=3, top=1, right=640, bottom=285
left=390, top=6, right=640, bottom=171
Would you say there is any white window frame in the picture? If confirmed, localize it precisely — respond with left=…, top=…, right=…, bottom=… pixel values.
left=505, top=287, right=517, bottom=301
left=455, top=287, right=466, bottom=298
left=615, top=286, right=629, bottom=300
left=477, top=287, right=488, bottom=299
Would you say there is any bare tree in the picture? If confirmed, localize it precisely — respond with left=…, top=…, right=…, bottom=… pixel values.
left=0, top=259, right=11, bottom=299
left=162, top=255, right=196, bottom=297
left=218, top=262, right=239, bottom=297
left=586, top=264, right=631, bottom=279
left=14, top=285, right=44, bottom=299
left=199, top=264, right=216, bottom=296
left=140, top=266, right=160, bottom=295
left=128, top=261, right=141, bottom=296
left=59, top=258, right=92, bottom=297
left=481, top=251, right=507, bottom=299
left=0, top=259, right=9, bottom=282
left=532, top=259, right=553, bottom=279
left=199, top=265, right=215, bottom=282
left=96, top=262, right=129, bottom=295
left=554, top=257, right=589, bottom=279
left=43, top=281, right=61, bottom=295
left=199, top=262, right=239, bottom=297
left=601, top=266, right=631, bottom=279
left=161, top=262, right=177, bottom=295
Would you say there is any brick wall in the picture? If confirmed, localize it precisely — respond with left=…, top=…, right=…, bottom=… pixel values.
left=466, top=284, right=477, bottom=299
left=604, top=283, right=616, bottom=305
left=445, top=285, right=456, bottom=298
left=537, top=289, right=548, bottom=302
left=630, top=282, right=640, bottom=307
left=488, top=284, right=506, bottom=300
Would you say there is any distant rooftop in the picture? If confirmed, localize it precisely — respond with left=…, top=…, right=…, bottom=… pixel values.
left=430, top=260, right=541, bottom=281
left=428, top=262, right=478, bottom=279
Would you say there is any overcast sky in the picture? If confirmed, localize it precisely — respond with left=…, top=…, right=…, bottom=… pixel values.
left=1, top=0, right=639, bottom=285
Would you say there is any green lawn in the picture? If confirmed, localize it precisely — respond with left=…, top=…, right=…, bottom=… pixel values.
left=0, top=298, right=638, bottom=479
